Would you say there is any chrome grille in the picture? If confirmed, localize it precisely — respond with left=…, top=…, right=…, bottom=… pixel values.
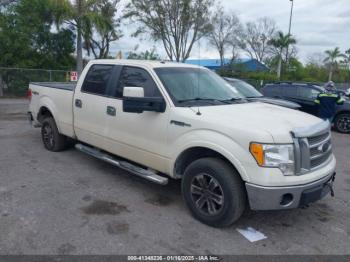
left=308, top=132, right=332, bottom=169
left=308, top=132, right=329, bottom=145
left=310, top=150, right=332, bottom=168
left=292, top=121, right=333, bottom=175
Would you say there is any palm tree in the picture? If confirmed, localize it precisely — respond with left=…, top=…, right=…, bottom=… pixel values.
left=324, top=47, right=345, bottom=81
left=53, top=0, right=110, bottom=75
left=84, top=0, right=121, bottom=59
left=268, top=31, right=296, bottom=79
left=342, top=48, right=350, bottom=70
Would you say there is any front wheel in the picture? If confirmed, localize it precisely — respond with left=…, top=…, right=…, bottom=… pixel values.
left=182, top=158, right=246, bottom=227
left=334, top=113, right=350, bottom=134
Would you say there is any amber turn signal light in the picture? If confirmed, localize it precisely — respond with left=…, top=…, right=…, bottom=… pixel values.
left=250, top=143, right=264, bottom=166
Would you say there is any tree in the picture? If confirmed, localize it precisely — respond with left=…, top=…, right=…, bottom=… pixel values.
left=306, top=52, right=326, bottom=67
left=342, top=48, right=350, bottom=70
left=127, top=46, right=161, bottom=60
left=240, top=17, right=276, bottom=63
left=125, top=0, right=213, bottom=62
left=324, top=47, right=345, bottom=81
left=0, top=0, right=75, bottom=68
left=0, top=0, right=75, bottom=96
left=208, top=5, right=242, bottom=67
left=268, top=31, right=296, bottom=79
left=84, top=0, right=122, bottom=59
left=53, top=0, right=112, bottom=75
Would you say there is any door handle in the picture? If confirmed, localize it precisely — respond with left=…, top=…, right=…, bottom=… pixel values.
left=107, top=106, right=116, bottom=116
left=75, top=99, right=82, bottom=108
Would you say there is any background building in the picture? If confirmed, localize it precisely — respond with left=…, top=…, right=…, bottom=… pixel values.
left=185, top=58, right=269, bottom=72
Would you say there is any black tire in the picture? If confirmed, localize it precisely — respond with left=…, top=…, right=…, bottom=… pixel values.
left=334, top=113, right=350, bottom=134
left=41, top=117, right=68, bottom=152
left=182, top=157, right=246, bottom=227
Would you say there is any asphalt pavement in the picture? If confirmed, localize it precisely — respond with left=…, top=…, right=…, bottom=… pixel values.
left=0, top=98, right=349, bottom=255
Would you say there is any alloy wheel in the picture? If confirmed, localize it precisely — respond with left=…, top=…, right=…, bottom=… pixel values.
left=43, top=124, right=54, bottom=149
left=190, top=173, right=224, bottom=216
left=336, top=115, right=350, bottom=133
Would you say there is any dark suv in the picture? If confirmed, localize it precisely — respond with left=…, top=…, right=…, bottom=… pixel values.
left=261, top=82, right=350, bottom=133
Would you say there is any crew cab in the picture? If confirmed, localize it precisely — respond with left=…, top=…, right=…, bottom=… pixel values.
left=262, top=82, right=350, bottom=133
left=28, top=60, right=336, bottom=227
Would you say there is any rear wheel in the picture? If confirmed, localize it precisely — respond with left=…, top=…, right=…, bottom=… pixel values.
left=182, top=157, right=246, bottom=227
left=41, top=117, right=68, bottom=151
left=334, top=113, right=350, bottom=134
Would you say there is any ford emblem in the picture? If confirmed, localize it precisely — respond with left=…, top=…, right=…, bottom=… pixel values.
left=318, top=142, right=330, bottom=153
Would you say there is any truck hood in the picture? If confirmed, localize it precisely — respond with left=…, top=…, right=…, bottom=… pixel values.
left=248, top=97, right=301, bottom=109
left=197, top=102, right=323, bottom=143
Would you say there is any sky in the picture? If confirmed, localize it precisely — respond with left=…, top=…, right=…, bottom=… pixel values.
left=110, top=0, right=350, bottom=63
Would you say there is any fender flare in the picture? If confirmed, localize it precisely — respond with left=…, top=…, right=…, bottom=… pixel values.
left=37, top=96, right=60, bottom=132
left=170, top=130, right=251, bottom=182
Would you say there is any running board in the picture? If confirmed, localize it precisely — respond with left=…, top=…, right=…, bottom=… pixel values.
left=75, top=144, right=168, bottom=185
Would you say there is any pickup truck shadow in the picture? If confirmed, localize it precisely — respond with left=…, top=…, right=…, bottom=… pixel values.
left=72, top=149, right=335, bottom=234
left=80, top=152, right=337, bottom=231
left=76, top=151, right=183, bottom=206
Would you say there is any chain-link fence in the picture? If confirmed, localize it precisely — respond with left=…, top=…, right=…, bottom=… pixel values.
left=0, top=67, right=70, bottom=97
left=0, top=67, right=348, bottom=97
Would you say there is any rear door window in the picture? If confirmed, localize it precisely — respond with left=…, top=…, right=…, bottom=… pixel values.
left=298, top=86, right=320, bottom=100
left=81, top=65, right=114, bottom=95
left=282, top=85, right=298, bottom=98
left=263, top=85, right=280, bottom=97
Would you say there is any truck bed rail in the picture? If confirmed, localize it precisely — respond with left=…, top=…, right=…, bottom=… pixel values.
left=30, top=82, right=76, bottom=91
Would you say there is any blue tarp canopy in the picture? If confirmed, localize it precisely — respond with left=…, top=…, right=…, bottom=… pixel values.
left=185, top=58, right=268, bottom=71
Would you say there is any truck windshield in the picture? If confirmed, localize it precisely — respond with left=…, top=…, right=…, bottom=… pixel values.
left=154, top=67, right=244, bottom=106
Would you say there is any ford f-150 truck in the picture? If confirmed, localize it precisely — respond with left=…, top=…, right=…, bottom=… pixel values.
left=28, top=60, right=336, bottom=227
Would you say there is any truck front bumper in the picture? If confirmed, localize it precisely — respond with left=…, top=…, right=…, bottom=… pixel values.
left=245, top=172, right=336, bottom=210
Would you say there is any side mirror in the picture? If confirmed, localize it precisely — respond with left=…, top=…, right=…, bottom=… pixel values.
left=123, top=86, right=144, bottom=98
left=122, top=87, right=166, bottom=113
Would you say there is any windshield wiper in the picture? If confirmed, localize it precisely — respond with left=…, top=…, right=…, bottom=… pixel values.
left=219, top=97, right=247, bottom=103
left=177, top=98, right=228, bottom=104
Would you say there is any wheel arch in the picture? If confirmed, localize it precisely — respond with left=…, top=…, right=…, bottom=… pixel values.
left=36, top=96, right=60, bottom=130
left=37, top=106, right=54, bottom=123
left=335, top=110, right=350, bottom=118
left=173, top=146, right=249, bottom=182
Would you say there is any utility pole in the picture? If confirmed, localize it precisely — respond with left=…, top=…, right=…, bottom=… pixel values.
left=288, top=0, right=294, bottom=36
left=285, top=0, right=294, bottom=67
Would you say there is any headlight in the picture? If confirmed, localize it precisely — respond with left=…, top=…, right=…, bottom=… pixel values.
left=250, top=143, right=295, bottom=176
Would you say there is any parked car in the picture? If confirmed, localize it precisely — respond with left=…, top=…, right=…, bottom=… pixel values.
left=329, top=88, right=347, bottom=97
left=224, top=77, right=301, bottom=110
left=261, top=82, right=350, bottom=133
left=28, top=60, right=336, bottom=227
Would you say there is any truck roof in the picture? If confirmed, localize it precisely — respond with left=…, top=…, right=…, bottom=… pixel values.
left=88, top=59, right=203, bottom=69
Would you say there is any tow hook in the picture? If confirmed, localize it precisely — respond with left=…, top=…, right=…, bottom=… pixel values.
left=329, top=184, right=334, bottom=197
left=330, top=172, right=336, bottom=197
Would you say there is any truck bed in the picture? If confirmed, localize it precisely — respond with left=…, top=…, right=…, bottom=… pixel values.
left=29, top=82, right=75, bottom=138
left=30, top=82, right=76, bottom=91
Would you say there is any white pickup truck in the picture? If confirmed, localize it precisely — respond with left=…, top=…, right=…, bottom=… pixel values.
left=28, top=60, right=336, bottom=227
